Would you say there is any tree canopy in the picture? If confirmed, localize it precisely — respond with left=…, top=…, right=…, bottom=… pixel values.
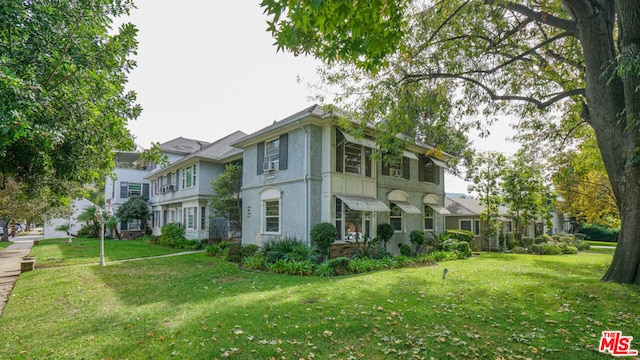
left=1, top=0, right=140, bottom=196
left=210, top=164, right=243, bottom=234
left=115, top=195, right=150, bottom=232
left=262, top=0, right=640, bottom=284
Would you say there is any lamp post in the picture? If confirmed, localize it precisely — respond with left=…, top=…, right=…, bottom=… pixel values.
left=95, top=207, right=106, bottom=266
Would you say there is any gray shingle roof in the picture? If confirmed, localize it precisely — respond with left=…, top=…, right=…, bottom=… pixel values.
left=158, top=137, right=210, bottom=155
left=445, top=196, right=510, bottom=216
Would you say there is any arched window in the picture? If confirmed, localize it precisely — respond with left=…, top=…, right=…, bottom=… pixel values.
left=260, top=187, right=281, bottom=234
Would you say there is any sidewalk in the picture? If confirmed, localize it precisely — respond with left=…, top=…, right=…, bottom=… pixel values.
left=0, top=236, right=37, bottom=317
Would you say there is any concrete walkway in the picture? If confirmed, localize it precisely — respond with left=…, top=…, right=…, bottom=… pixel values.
left=0, top=234, right=38, bottom=316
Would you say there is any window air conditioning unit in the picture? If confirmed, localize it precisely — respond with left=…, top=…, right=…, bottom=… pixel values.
left=392, top=169, right=402, bottom=177
left=263, top=161, right=278, bottom=173
left=168, top=185, right=175, bottom=191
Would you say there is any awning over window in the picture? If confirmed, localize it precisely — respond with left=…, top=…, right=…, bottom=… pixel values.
left=336, top=194, right=391, bottom=212
left=392, top=201, right=422, bottom=214
left=428, top=157, right=448, bottom=168
left=427, top=205, right=451, bottom=215
left=340, top=131, right=378, bottom=149
left=403, top=151, right=418, bottom=160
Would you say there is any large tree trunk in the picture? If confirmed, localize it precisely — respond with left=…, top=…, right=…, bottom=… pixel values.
left=565, top=1, right=640, bottom=284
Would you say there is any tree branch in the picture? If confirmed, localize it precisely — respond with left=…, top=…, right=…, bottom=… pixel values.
left=402, top=72, right=584, bottom=109
left=485, top=0, right=577, bottom=34
left=42, top=8, right=86, bottom=90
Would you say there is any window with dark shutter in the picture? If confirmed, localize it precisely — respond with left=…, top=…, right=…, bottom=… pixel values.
left=143, top=183, right=150, bottom=199
left=120, top=182, right=128, bottom=199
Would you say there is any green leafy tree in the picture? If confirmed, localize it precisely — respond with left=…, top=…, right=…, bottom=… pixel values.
left=210, top=164, right=243, bottom=234
left=310, top=222, right=338, bottom=259
left=467, top=151, right=505, bottom=250
left=551, top=130, right=619, bottom=229
left=262, top=1, right=640, bottom=284
left=115, top=195, right=150, bottom=233
left=377, top=223, right=395, bottom=251
left=0, top=0, right=140, bottom=197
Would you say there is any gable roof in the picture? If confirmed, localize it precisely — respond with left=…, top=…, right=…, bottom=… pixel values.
left=146, top=131, right=247, bottom=177
left=445, top=196, right=510, bottom=217
left=158, top=137, right=210, bottom=155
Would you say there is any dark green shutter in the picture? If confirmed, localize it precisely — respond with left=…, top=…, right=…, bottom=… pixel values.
left=418, top=156, right=425, bottom=182
left=257, top=142, right=265, bottom=175
left=403, top=157, right=410, bottom=180
left=143, top=183, right=150, bottom=199
left=279, top=134, right=288, bottom=170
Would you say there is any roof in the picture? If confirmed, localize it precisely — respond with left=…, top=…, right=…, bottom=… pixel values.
left=146, top=131, right=247, bottom=177
left=158, top=137, right=210, bottom=155
left=232, top=104, right=327, bottom=147
left=445, top=196, right=510, bottom=217
left=232, top=104, right=454, bottom=161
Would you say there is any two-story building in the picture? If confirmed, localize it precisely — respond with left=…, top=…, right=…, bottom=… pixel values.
left=145, top=131, right=246, bottom=240
left=232, top=105, right=451, bottom=254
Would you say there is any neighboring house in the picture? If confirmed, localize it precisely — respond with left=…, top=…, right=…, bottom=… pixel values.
left=43, top=198, right=96, bottom=239
left=444, top=195, right=513, bottom=250
left=145, top=131, right=247, bottom=240
left=105, top=137, right=208, bottom=238
left=233, top=105, right=452, bottom=255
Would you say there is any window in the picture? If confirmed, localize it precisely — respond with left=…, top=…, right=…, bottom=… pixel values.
left=264, top=200, right=280, bottom=233
left=419, top=156, right=440, bottom=184
left=460, top=219, right=472, bottom=232
left=201, top=206, right=206, bottom=230
left=185, top=207, right=196, bottom=230
left=264, top=138, right=280, bottom=171
left=382, top=156, right=410, bottom=179
left=335, top=198, right=372, bottom=241
left=390, top=203, right=404, bottom=232
left=474, top=219, right=481, bottom=236
left=507, top=221, right=513, bottom=232
left=120, top=182, right=142, bottom=198
left=423, top=205, right=434, bottom=231
left=182, top=165, right=197, bottom=189
left=335, top=129, right=372, bottom=177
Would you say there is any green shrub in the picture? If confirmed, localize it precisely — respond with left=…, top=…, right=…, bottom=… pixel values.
left=534, top=236, right=546, bottom=244
left=242, top=255, right=265, bottom=270
left=242, top=244, right=259, bottom=258
left=427, top=251, right=458, bottom=262
left=551, top=234, right=561, bottom=242
left=310, top=222, right=338, bottom=258
left=218, top=241, right=233, bottom=250
left=205, top=244, right=224, bottom=257
left=529, top=244, right=545, bottom=255
left=261, top=237, right=307, bottom=264
left=455, top=241, right=472, bottom=258
left=563, top=245, right=578, bottom=254
left=315, top=262, right=334, bottom=277
left=521, top=236, right=534, bottom=248
left=559, top=236, right=574, bottom=244
left=348, top=258, right=377, bottom=273
left=268, top=259, right=289, bottom=274
left=506, top=233, right=517, bottom=249
left=377, top=224, right=395, bottom=248
left=409, top=230, right=427, bottom=255
left=399, top=243, right=412, bottom=257
left=159, top=223, right=185, bottom=244
left=578, top=224, right=619, bottom=242
left=542, top=244, right=563, bottom=255
left=573, top=233, right=586, bottom=241
left=327, top=257, right=351, bottom=275
left=575, top=242, right=591, bottom=251
left=394, top=255, right=413, bottom=268
left=512, top=246, right=528, bottom=254
left=440, top=238, right=459, bottom=252
left=446, top=229, right=474, bottom=243
left=283, top=260, right=315, bottom=276
left=225, top=243, right=243, bottom=263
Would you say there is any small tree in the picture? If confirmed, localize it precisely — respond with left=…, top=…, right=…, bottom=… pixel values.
left=377, top=223, right=395, bottom=250
left=409, top=230, right=427, bottom=256
left=310, top=222, right=338, bottom=260
left=116, top=195, right=151, bottom=233
left=210, top=164, right=243, bottom=235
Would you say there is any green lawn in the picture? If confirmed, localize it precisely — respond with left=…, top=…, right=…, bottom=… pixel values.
left=29, top=238, right=193, bottom=267
left=585, top=240, right=617, bottom=247
left=1, top=249, right=638, bottom=359
left=0, top=241, right=12, bottom=250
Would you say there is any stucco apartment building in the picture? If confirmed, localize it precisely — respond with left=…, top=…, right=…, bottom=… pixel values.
left=232, top=105, right=452, bottom=254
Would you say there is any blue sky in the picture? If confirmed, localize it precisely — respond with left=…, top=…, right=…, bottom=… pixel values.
left=124, top=2, right=518, bottom=194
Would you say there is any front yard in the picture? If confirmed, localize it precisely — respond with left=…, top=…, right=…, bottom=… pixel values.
left=0, top=241, right=637, bottom=359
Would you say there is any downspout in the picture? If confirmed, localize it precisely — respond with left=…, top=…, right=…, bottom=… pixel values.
left=297, top=120, right=310, bottom=245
